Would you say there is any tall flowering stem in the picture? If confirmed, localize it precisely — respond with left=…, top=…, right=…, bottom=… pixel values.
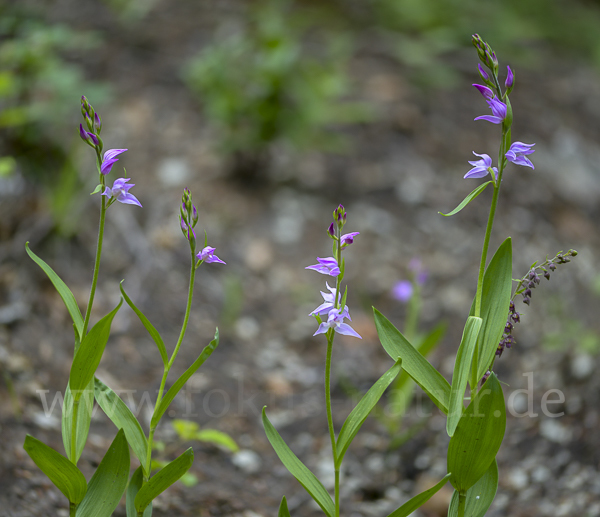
left=305, top=204, right=361, bottom=517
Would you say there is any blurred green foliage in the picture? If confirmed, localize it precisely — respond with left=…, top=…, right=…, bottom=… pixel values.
left=183, top=0, right=369, bottom=178
left=370, top=0, right=600, bottom=87
left=0, top=4, right=109, bottom=234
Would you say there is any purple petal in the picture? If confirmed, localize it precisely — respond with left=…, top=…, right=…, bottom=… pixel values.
left=100, top=158, right=119, bottom=175
left=104, top=149, right=128, bottom=161
left=509, top=155, right=534, bottom=169
left=473, top=84, right=494, bottom=99
left=391, top=280, right=413, bottom=302
left=310, top=302, right=334, bottom=316
left=474, top=115, right=503, bottom=124
left=116, top=192, right=142, bottom=207
left=505, top=65, right=513, bottom=89
left=205, top=254, right=226, bottom=264
left=335, top=323, right=362, bottom=339
left=313, top=323, right=329, bottom=336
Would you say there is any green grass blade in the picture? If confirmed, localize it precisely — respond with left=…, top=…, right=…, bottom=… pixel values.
left=135, top=448, right=194, bottom=514
left=151, top=328, right=219, bottom=428
left=447, top=316, right=482, bottom=437
left=439, top=181, right=493, bottom=217
left=336, top=361, right=401, bottom=466
left=373, top=308, right=450, bottom=413
left=94, top=377, right=149, bottom=474
left=26, top=242, right=84, bottom=340
left=120, top=282, right=168, bottom=366
left=23, top=434, right=87, bottom=504
left=262, top=407, right=334, bottom=517
left=76, top=429, right=130, bottom=517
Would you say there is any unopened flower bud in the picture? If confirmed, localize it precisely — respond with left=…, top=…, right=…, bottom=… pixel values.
left=478, top=63, right=489, bottom=81
left=85, top=113, right=93, bottom=132
left=549, top=263, right=557, bottom=271
left=95, top=112, right=102, bottom=134
left=328, top=222, right=335, bottom=237
left=192, top=204, right=198, bottom=226
left=333, top=204, right=346, bottom=228
left=524, top=288, right=532, bottom=298
left=505, top=65, right=514, bottom=93
left=544, top=271, right=551, bottom=280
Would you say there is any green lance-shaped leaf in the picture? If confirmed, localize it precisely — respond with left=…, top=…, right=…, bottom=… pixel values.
left=126, top=467, right=153, bottom=517
left=151, top=328, right=219, bottom=428
left=386, top=473, right=451, bottom=517
left=62, top=379, right=94, bottom=463
left=134, top=448, right=194, bottom=514
left=336, top=360, right=402, bottom=466
left=120, top=281, right=168, bottom=366
left=23, top=435, right=87, bottom=504
left=262, top=407, right=335, bottom=517
left=447, top=316, right=482, bottom=437
left=94, top=377, right=149, bottom=473
left=26, top=242, right=84, bottom=341
left=447, top=374, right=506, bottom=493
left=278, top=496, right=291, bottom=517
left=448, top=460, right=498, bottom=517
left=469, top=238, right=512, bottom=384
left=76, top=429, right=130, bottom=517
left=439, top=181, right=493, bottom=217
left=195, top=429, right=239, bottom=452
left=69, top=298, right=123, bottom=401
left=374, top=308, right=450, bottom=414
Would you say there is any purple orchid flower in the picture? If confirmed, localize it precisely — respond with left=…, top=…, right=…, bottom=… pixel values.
left=473, top=84, right=507, bottom=124
left=196, top=246, right=226, bottom=264
left=505, top=142, right=535, bottom=169
left=102, top=178, right=142, bottom=207
left=465, top=152, right=498, bottom=180
left=309, top=282, right=349, bottom=317
left=340, top=232, right=359, bottom=248
left=100, top=149, right=128, bottom=175
left=391, top=280, right=413, bottom=303
left=314, top=306, right=361, bottom=339
left=305, top=257, right=340, bottom=277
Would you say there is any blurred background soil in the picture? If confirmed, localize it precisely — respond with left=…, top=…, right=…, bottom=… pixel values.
left=1, top=0, right=600, bottom=516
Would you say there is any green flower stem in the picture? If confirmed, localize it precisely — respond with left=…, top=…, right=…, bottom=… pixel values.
left=82, top=179, right=107, bottom=338
left=145, top=253, right=197, bottom=481
left=457, top=492, right=467, bottom=517
left=472, top=127, right=509, bottom=391
left=70, top=399, right=80, bottom=465
left=70, top=502, right=77, bottom=517
left=325, top=330, right=339, bottom=517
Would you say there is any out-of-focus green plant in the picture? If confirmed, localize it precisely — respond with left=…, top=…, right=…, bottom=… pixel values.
left=0, top=4, right=109, bottom=234
left=183, top=0, right=369, bottom=179
left=152, top=419, right=238, bottom=487
left=370, top=0, right=600, bottom=87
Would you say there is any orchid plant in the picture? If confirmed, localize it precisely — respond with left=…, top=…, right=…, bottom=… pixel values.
left=263, top=35, right=576, bottom=517
left=23, top=96, right=226, bottom=517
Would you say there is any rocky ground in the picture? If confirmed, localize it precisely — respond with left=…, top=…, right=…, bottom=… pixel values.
left=1, top=1, right=600, bottom=516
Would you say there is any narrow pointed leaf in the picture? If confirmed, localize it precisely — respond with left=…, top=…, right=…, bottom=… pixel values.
left=469, top=238, right=512, bottom=384
left=439, top=181, right=493, bottom=217
left=374, top=308, right=450, bottom=413
left=135, top=448, right=194, bottom=513
left=76, top=429, right=130, bottom=517
left=151, top=328, right=219, bottom=428
left=336, top=361, right=401, bottom=466
left=448, top=460, right=498, bottom=517
left=194, top=429, right=239, bottom=452
left=120, top=282, right=168, bottom=366
left=23, top=435, right=87, bottom=504
left=447, top=316, right=482, bottom=437
left=448, top=374, right=506, bottom=493
left=387, top=473, right=451, bottom=517
left=262, top=407, right=334, bottom=517
left=69, top=299, right=123, bottom=400
left=26, top=242, right=84, bottom=340
left=278, top=496, right=291, bottom=517
left=62, top=379, right=94, bottom=462
left=94, top=377, right=149, bottom=473
left=126, top=467, right=153, bottom=517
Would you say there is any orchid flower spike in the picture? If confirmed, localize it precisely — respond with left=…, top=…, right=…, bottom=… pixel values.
left=102, top=177, right=142, bottom=207
left=465, top=152, right=498, bottom=180
left=313, top=306, right=361, bottom=339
